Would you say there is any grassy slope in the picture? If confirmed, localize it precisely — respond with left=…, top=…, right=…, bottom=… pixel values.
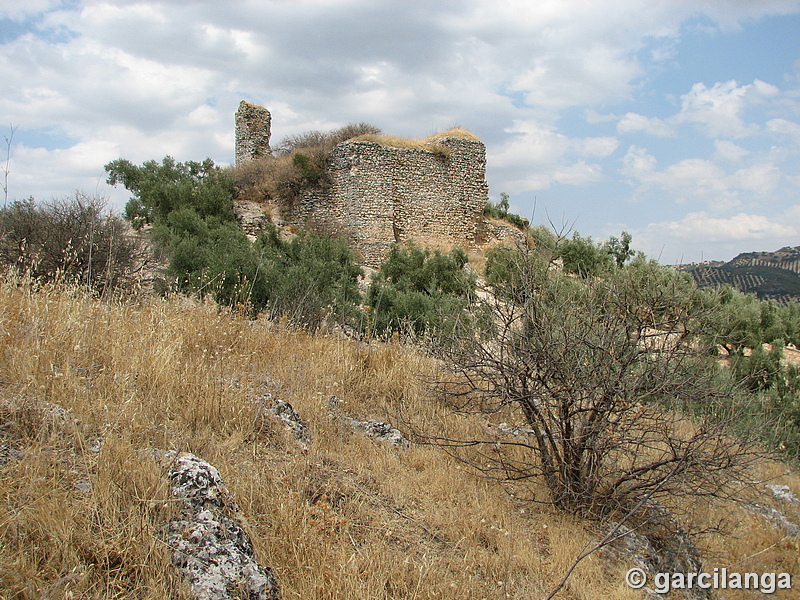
left=0, top=277, right=798, bottom=599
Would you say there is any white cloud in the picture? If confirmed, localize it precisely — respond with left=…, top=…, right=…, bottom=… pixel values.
left=490, top=121, right=569, bottom=169
left=785, top=204, right=800, bottom=221
left=621, top=146, right=739, bottom=209
left=574, top=136, right=619, bottom=158
left=584, top=109, right=618, bottom=124
left=766, top=118, right=800, bottom=143
left=1, top=0, right=799, bottom=250
left=488, top=122, right=616, bottom=191
left=0, top=0, right=60, bottom=20
left=622, top=144, right=785, bottom=206
left=642, top=211, right=796, bottom=242
left=631, top=210, right=799, bottom=263
left=10, top=141, right=121, bottom=203
left=617, top=113, right=675, bottom=137
left=677, top=79, right=780, bottom=138
left=510, top=44, right=641, bottom=110
left=714, top=140, right=750, bottom=162
left=620, top=145, right=657, bottom=178
left=552, top=161, right=606, bottom=186
left=729, top=162, right=782, bottom=194
left=662, top=159, right=735, bottom=207
left=694, top=0, right=800, bottom=32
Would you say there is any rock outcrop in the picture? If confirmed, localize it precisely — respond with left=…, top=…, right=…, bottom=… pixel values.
left=158, top=451, right=281, bottom=600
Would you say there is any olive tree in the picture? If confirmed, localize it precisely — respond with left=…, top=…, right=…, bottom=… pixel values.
left=438, top=244, right=759, bottom=524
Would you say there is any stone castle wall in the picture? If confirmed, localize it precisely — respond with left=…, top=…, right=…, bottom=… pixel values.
left=290, top=137, right=488, bottom=266
left=235, top=102, right=489, bottom=267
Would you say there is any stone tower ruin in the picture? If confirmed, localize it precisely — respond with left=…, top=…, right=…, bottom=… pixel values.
left=235, top=101, right=271, bottom=165
left=234, top=101, right=491, bottom=266
left=290, top=137, right=489, bottom=266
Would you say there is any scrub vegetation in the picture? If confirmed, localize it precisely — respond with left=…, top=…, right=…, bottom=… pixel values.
left=0, top=145, right=799, bottom=599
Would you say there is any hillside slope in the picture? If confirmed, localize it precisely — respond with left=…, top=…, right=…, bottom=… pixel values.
left=0, top=277, right=798, bottom=599
left=679, top=246, right=800, bottom=303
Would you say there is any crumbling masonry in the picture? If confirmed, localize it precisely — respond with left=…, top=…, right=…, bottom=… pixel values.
left=236, top=101, right=271, bottom=165
left=236, top=102, right=489, bottom=266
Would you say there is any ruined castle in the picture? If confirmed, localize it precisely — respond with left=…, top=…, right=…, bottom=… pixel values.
left=235, top=100, right=491, bottom=267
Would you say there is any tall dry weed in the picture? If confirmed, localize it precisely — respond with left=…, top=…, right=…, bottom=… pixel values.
left=0, top=273, right=797, bottom=599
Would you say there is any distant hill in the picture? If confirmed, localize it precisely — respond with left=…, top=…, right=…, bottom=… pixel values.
left=677, top=246, right=800, bottom=303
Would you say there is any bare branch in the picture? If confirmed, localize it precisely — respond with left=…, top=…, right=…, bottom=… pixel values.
left=2, top=123, right=19, bottom=207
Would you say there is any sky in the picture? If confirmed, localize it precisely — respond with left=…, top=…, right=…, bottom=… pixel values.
left=1, top=0, right=800, bottom=264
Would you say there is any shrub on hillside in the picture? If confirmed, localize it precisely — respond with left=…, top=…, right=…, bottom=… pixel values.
left=105, top=156, right=237, bottom=229
left=483, top=193, right=529, bottom=230
left=0, top=193, right=138, bottom=292
left=156, top=217, right=362, bottom=329
left=153, top=208, right=256, bottom=305
left=557, top=231, right=615, bottom=278
left=251, top=226, right=363, bottom=328
left=275, top=122, right=381, bottom=156
left=107, top=155, right=363, bottom=327
left=524, top=226, right=638, bottom=278
left=442, top=242, right=760, bottom=527
left=725, top=342, right=800, bottom=460
left=367, top=243, right=477, bottom=338
left=703, top=285, right=800, bottom=354
left=235, top=123, right=382, bottom=207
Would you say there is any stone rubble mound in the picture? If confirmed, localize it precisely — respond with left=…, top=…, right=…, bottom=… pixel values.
left=766, top=483, right=800, bottom=504
left=497, top=422, right=536, bottom=438
left=340, top=416, right=409, bottom=448
left=748, top=501, right=800, bottom=537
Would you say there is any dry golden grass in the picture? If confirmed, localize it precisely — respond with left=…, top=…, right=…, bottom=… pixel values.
left=351, top=128, right=480, bottom=159
left=0, top=274, right=798, bottom=599
left=425, top=128, right=481, bottom=142
left=352, top=127, right=480, bottom=151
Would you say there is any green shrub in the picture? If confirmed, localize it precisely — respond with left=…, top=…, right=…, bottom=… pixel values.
left=485, top=238, right=800, bottom=463
left=483, top=192, right=529, bottom=230
left=105, top=156, right=237, bottom=229
left=731, top=343, right=784, bottom=392
left=367, top=243, right=476, bottom=338
left=157, top=209, right=256, bottom=306
left=726, top=342, right=800, bottom=458
left=558, top=231, right=615, bottom=278
left=291, top=152, right=326, bottom=187
left=251, top=227, right=363, bottom=328
left=0, top=193, right=138, bottom=292
left=763, top=368, right=800, bottom=459
left=443, top=240, right=758, bottom=522
left=484, top=243, right=552, bottom=305
left=154, top=217, right=362, bottom=329
left=701, top=286, right=800, bottom=354
left=247, top=123, right=382, bottom=206
left=108, top=155, right=363, bottom=328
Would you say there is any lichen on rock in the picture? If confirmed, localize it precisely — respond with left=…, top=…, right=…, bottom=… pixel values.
left=158, top=451, right=281, bottom=600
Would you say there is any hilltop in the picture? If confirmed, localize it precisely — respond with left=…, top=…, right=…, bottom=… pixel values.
left=2, top=107, right=800, bottom=599
left=677, top=246, right=800, bottom=303
left=234, top=101, right=495, bottom=267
